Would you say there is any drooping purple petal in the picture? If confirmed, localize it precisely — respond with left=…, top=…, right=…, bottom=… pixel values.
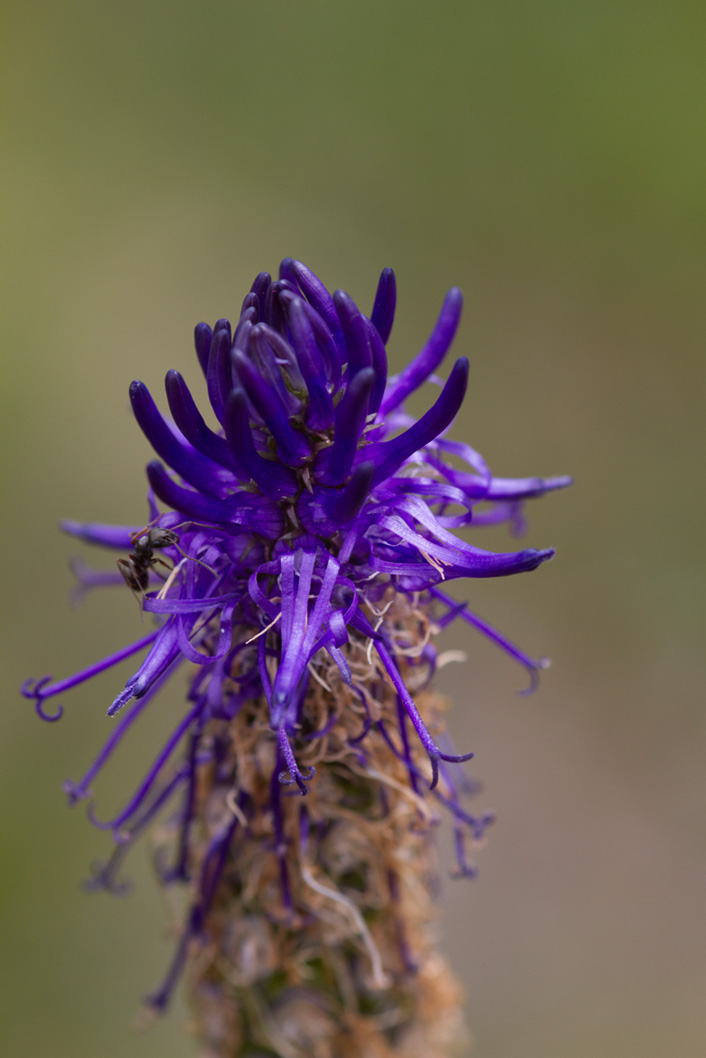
left=23, top=630, right=159, bottom=722
left=375, top=640, right=474, bottom=790
left=431, top=586, right=550, bottom=693
left=89, top=697, right=208, bottom=835
left=108, top=620, right=183, bottom=715
left=63, top=663, right=174, bottom=805
left=61, top=521, right=138, bottom=549
left=277, top=725, right=315, bottom=795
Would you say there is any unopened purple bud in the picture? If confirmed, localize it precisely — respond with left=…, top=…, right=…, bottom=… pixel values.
left=333, top=289, right=372, bottom=378
left=164, top=370, right=239, bottom=474
left=315, top=367, right=375, bottom=486
left=223, top=388, right=298, bottom=500
left=129, top=381, right=226, bottom=499
left=370, top=267, right=397, bottom=345
left=206, top=326, right=233, bottom=425
left=290, top=259, right=340, bottom=337
left=193, top=322, right=212, bottom=378
left=232, top=350, right=310, bottom=468
left=285, top=297, right=335, bottom=431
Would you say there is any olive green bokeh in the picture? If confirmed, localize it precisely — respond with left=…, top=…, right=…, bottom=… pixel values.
left=1, top=2, right=704, bottom=1056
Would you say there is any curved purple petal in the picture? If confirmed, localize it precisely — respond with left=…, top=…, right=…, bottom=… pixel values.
left=164, top=370, right=241, bottom=474
left=130, top=380, right=229, bottom=499
left=381, top=287, right=463, bottom=415
left=362, top=357, right=469, bottom=486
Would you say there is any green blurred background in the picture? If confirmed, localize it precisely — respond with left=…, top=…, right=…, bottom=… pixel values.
left=1, top=2, right=704, bottom=1056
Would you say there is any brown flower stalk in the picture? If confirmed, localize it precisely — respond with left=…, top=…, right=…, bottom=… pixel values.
left=178, top=593, right=470, bottom=1058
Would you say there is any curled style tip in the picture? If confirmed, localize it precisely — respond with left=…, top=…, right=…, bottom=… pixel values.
left=22, top=677, right=64, bottom=722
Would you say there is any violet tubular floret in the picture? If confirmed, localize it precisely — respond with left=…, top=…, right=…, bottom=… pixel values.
left=27, top=259, right=569, bottom=1051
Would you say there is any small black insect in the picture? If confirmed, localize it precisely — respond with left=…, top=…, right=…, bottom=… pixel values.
left=133, top=526, right=182, bottom=564
left=117, top=527, right=179, bottom=598
left=117, top=524, right=217, bottom=604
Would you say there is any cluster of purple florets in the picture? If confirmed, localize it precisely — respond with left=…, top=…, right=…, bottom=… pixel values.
left=24, top=260, right=568, bottom=1006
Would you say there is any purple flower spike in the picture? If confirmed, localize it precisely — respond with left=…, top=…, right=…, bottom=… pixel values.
left=27, top=259, right=569, bottom=1023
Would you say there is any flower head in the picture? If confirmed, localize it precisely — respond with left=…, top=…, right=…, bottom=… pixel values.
left=25, top=260, right=569, bottom=1036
